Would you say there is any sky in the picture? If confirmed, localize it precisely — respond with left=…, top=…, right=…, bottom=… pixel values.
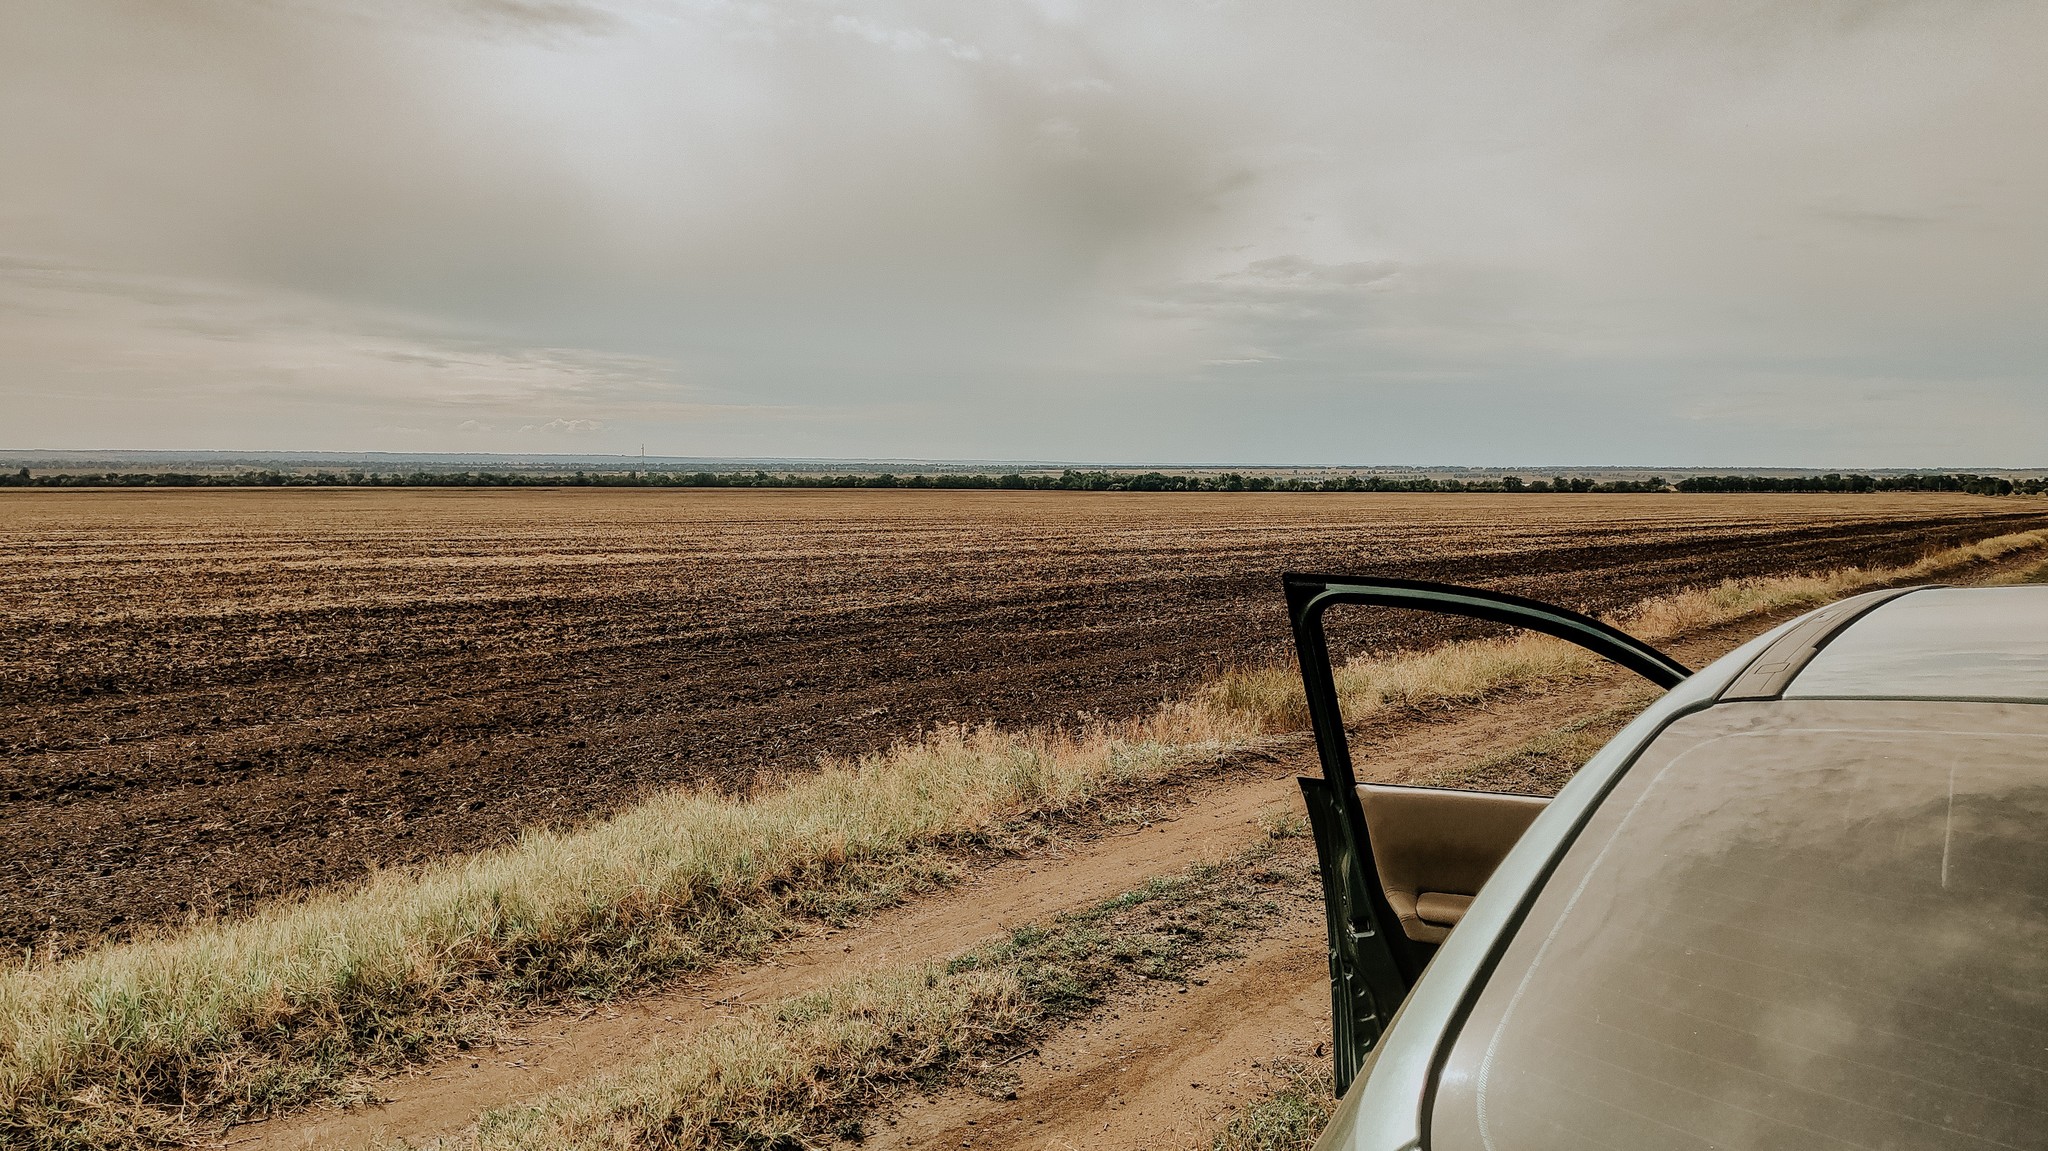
left=3, top=0, right=2047, bottom=466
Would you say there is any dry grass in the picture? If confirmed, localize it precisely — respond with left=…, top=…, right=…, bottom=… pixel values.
left=449, top=965, right=1029, bottom=1151
left=1211, top=1060, right=1338, bottom=1151
left=426, top=839, right=1315, bottom=1151
left=1984, top=554, right=2048, bottom=585
left=1618, top=526, right=2048, bottom=639
left=0, top=729, right=1206, bottom=1148
left=3, top=526, right=2045, bottom=1148
left=1404, top=698, right=1655, bottom=794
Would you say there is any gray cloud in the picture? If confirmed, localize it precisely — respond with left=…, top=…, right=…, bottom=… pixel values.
left=2, top=0, right=2046, bottom=463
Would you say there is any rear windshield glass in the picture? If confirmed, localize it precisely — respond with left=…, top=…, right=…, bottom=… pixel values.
left=1430, top=700, right=2048, bottom=1151
left=1787, top=587, right=2048, bottom=701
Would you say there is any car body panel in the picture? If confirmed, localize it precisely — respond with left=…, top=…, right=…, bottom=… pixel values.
left=1307, top=585, right=2048, bottom=1151
left=1430, top=698, right=2048, bottom=1151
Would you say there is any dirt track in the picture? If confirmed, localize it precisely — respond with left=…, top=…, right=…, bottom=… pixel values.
left=235, top=614, right=1776, bottom=1151
left=871, top=920, right=1332, bottom=1151
left=2, top=489, right=2040, bottom=951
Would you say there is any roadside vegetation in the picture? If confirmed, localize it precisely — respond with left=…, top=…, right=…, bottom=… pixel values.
left=2, top=526, right=2045, bottom=1147
left=1407, top=699, right=1652, bottom=793
left=423, top=839, right=1316, bottom=1151
left=0, top=729, right=1204, bottom=1148
left=1989, top=555, right=2048, bottom=585
left=1212, top=1061, right=1339, bottom=1151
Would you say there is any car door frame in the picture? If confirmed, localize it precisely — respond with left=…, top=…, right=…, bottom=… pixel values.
left=1283, top=573, right=1692, bottom=1093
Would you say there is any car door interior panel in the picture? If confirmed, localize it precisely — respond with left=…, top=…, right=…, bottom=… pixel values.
left=1355, top=784, right=1549, bottom=943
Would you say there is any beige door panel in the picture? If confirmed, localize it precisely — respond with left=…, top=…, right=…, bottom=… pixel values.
left=1357, top=784, right=1550, bottom=944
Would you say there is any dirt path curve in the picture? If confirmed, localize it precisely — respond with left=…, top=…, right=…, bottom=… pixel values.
left=235, top=759, right=1314, bottom=1151
left=235, top=671, right=1670, bottom=1151
left=832, top=613, right=1944, bottom=1151
left=232, top=577, right=2033, bottom=1150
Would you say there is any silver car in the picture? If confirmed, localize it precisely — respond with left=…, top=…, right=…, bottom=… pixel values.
left=1284, top=577, right=2048, bottom=1151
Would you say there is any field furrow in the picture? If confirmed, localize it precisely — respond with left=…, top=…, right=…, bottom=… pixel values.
left=1, top=488, right=2038, bottom=951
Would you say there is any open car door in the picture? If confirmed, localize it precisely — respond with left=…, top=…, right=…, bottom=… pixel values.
left=1285, top=574, right=1692, bottom=1093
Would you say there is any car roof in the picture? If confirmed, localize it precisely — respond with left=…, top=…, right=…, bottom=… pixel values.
left=1784, top=585, right=2048, bottom=702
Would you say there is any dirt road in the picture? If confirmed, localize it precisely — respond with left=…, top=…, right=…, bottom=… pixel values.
left=233, top=612, right=1797, bottom=1151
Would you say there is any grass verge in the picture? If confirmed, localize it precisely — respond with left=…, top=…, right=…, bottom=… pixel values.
left=1988, top=555, right=2048, bottom=585
left=0, top=729, right=1215, bottom=1148
left=3, top=525, right=2044, bottom=1147
left=421, top=835, right=1317, bottom=1151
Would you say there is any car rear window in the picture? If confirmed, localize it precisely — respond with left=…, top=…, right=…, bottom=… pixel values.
left=1430, top=699, right=2048, bottom=1151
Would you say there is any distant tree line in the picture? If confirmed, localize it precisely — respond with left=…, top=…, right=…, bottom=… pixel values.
left=0, top=467, right=1666, bottom=492
left=1672, top=473, right=2043, bottom=496
left=3, top=466, right=2042, bottom=495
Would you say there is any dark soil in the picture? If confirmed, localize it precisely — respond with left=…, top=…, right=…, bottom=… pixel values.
left=1, top=488, right=2039, bottom=953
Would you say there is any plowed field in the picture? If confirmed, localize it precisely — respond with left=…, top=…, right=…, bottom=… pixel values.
left=2, top=488, right=2038, bottom=953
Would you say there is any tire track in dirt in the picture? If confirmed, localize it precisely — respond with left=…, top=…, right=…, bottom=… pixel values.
left=868, top=909, right=1332, bottom=1151
left=234, top=760, right=1315, bottom=1151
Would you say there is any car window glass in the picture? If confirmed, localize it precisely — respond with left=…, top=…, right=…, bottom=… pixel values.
left=1430, top=701, right=2048, bottom=1151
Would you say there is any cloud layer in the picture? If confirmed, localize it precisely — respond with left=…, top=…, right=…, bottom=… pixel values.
left=4, top=0, right=2046, bottom=464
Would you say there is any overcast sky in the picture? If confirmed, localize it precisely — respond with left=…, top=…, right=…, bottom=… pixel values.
left=3, top=0, right=2046, bottom=465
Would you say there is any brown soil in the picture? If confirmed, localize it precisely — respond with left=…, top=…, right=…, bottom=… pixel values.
left=229, top=605, right=1887, bottom=1151
left=867, top=911, right=1333, bottom=1151
left=1, top=488, right=2039, bottom=952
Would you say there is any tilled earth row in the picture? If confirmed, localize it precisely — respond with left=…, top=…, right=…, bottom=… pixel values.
left=1, top=488, right=2038, bottom=951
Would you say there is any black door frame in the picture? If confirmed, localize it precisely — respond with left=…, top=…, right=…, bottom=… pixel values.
left=1284, top=574, right=1691, bottom=1092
